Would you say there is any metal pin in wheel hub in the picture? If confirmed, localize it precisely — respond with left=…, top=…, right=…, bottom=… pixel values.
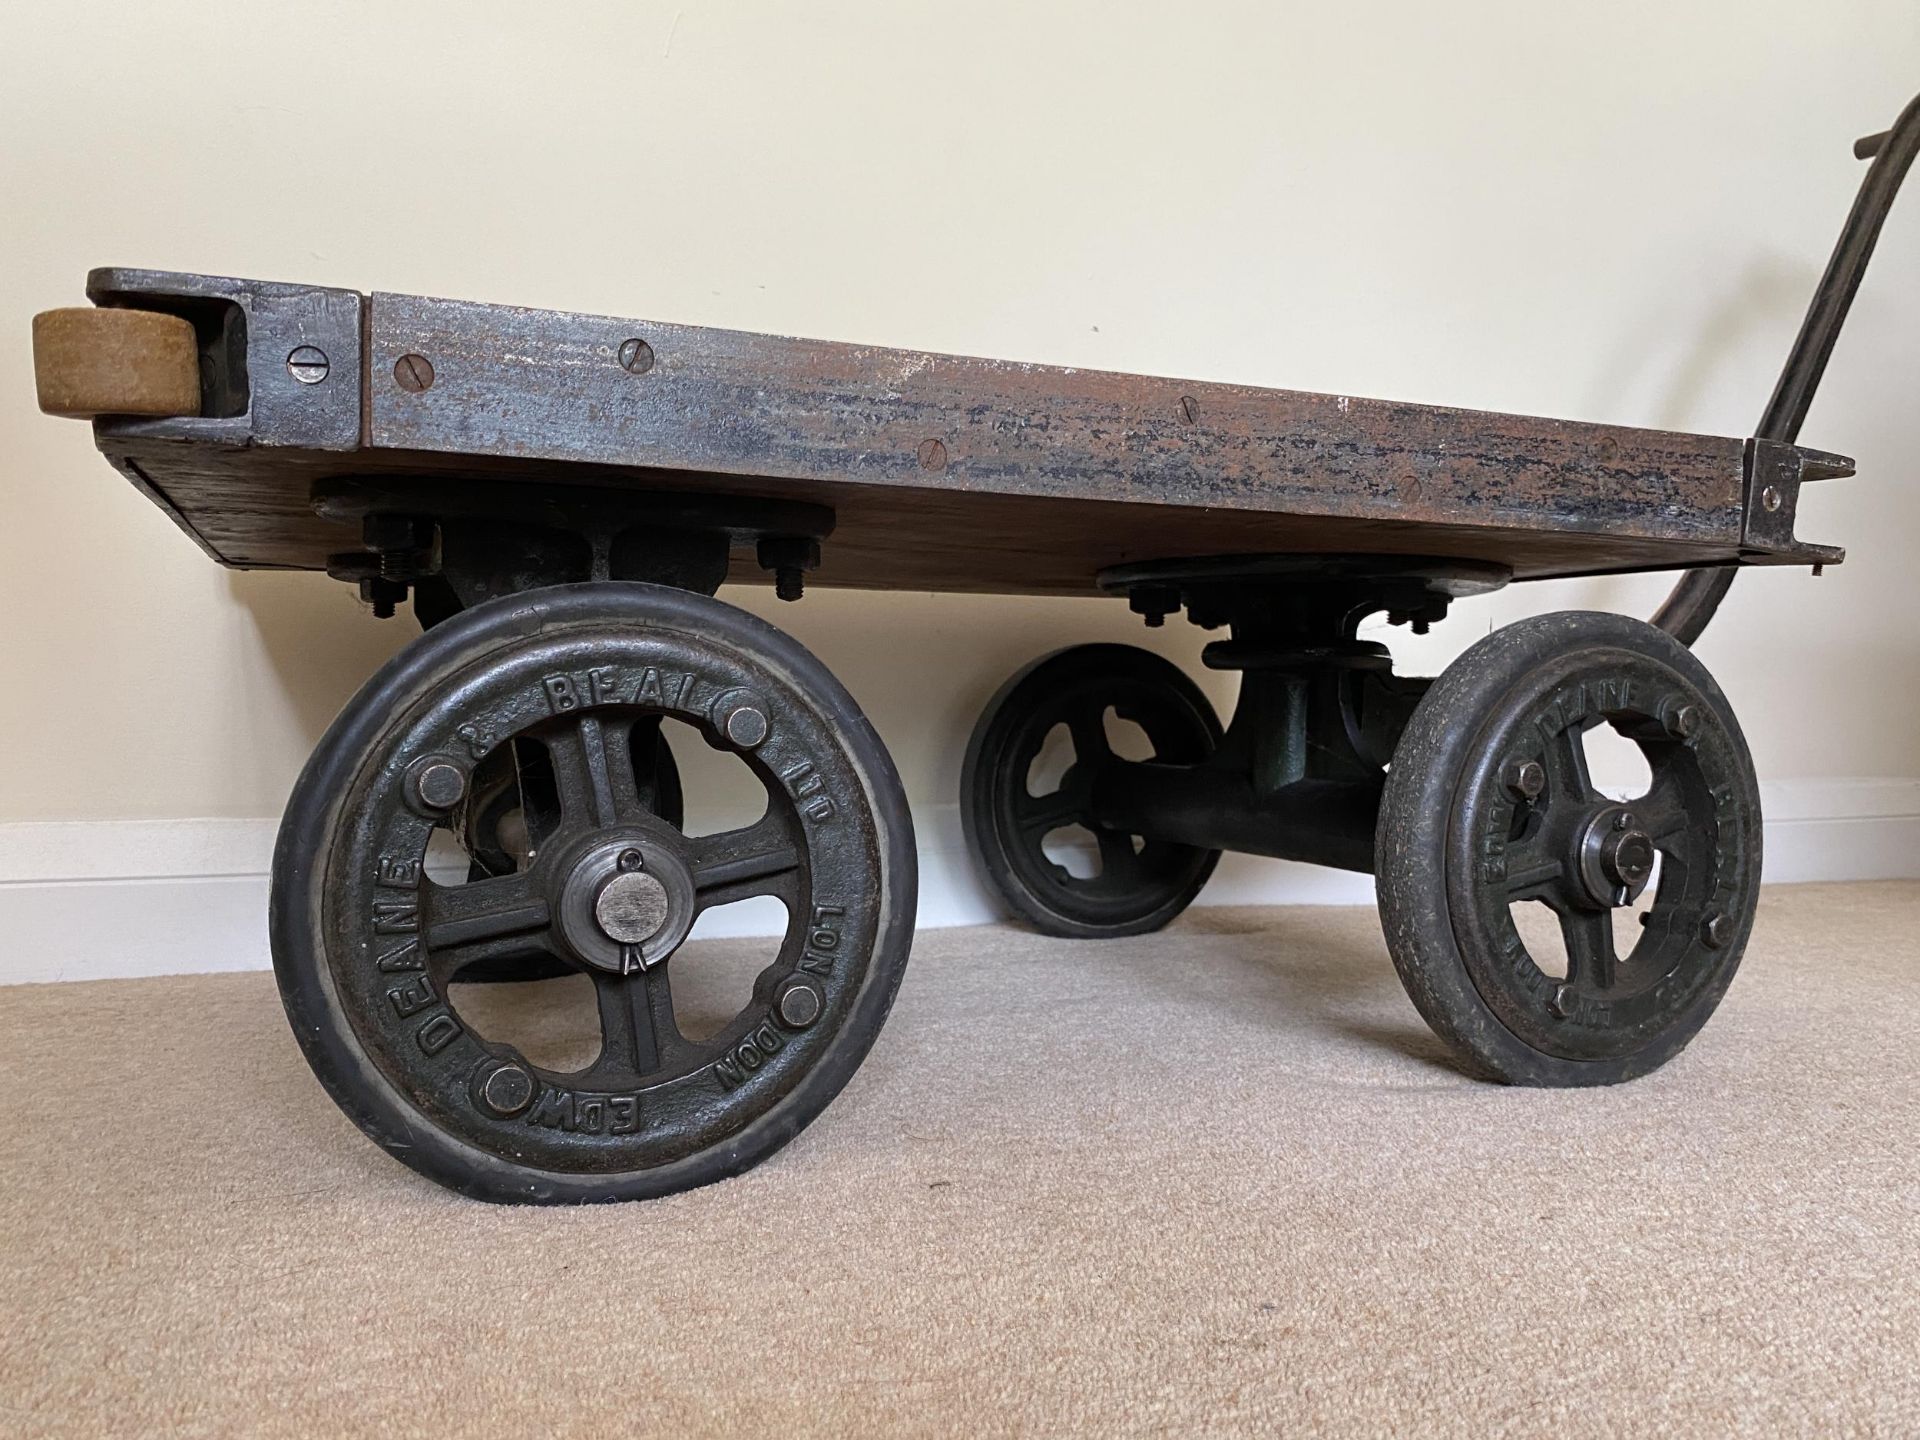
left=557, top=836, right=696, bottom=973
left=596, top=866, right=672, bottom=945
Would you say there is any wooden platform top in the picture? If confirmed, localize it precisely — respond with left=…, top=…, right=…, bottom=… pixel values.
left=72, top=270, right=1846, bottom=594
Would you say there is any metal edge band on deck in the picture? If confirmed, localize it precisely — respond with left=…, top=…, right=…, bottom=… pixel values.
left=84, top=268, right=363, bottom=452
left=363, top=290, right=1750, bottom=549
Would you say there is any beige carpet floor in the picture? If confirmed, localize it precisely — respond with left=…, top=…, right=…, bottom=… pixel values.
left=2, top=882, right=1917, bottom=1437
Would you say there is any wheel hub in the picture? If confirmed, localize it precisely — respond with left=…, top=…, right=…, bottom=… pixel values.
left=1575, top=805, right=1657, bottom=908
left=557, top=835, right=695, bottom=973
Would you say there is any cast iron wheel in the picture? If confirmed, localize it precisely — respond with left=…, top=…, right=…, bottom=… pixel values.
left=1376, top=611, right=1760, bottom=1086
left=271, top=582, right=916, bottom=1203
left=962, top=644, right=1223, bottom=938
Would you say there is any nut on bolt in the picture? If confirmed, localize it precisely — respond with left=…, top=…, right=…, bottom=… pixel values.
left=1503, top=758, right=1547, bottom=802
left=757, top=535, right=821, bottom=602
left=1663, top=702, right=1699, bottom=741
left=1700, top=912, right=1733, bottom=949
left=1129, top=583, right=1183, bottom=629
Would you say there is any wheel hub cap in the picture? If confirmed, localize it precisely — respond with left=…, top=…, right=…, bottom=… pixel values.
left=1576, top=805, right=1657, bottom=908
left=557, top=835, right=695, bottom=973
left=595, top=866, right=671, bottom=944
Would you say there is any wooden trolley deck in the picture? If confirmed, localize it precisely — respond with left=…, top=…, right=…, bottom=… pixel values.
left=64, top=269, right=1847, bottom=597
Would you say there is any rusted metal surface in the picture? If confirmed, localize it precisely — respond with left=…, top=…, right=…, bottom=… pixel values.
left=368, top=292, right=1751, bottom=549
left=62, top=271, right=1849, bottom=596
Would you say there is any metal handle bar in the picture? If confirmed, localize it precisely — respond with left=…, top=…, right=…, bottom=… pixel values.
left=1654, top=91, right=1920, bottom=645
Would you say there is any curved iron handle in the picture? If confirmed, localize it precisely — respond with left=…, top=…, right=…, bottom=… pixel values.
left=1655, top=91, right=1920, bottom=645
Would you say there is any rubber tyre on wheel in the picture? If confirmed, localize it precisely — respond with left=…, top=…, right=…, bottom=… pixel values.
left=271, top=582, right=916, bottom=1203
left=962, top=644, right=1222, bottom=938
left=1376, top=611, right=1761, bottom=1086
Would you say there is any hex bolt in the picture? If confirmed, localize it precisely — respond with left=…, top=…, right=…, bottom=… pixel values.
left=617, top=337, right=655, bottom=374
left=394, top=353, right=435, bottom=393
left=409, top=757, right=468, bottom=813
left=286, top=345, right=330, bottom=385
left=1614, top=811, right=1634, bottom=831
left=1664, top=703, right=1698, bottom=741
left=477, top=1063, right=535, bottom=1118
left=1550, top=984, right=1577, bottom=1019
left=1504, top=759, right=1547, bottom=802
left=777, top=982, right=823, bottom=1029
left=1701, top=912, right=1733, bottom=949
left=918, top=438, right=948, bottom=471
left=1128, top=584, right=1181, bottom=630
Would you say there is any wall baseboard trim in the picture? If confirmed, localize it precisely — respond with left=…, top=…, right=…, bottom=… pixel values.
left=4, top=777, right=1916, bottom=985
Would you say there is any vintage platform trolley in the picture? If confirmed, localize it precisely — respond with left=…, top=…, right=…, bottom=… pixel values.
left=31, top=97, right=1917, bottom=1201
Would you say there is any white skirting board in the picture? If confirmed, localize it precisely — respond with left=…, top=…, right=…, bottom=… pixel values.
left=2, top=779, right=1917, bottom=985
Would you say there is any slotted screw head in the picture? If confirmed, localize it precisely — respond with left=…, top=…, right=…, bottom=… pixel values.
left=618, top=337, right=654, bottom=373
left=394, top=353, right=435, bottom=392
left=286, top=345, right=329, bottom=384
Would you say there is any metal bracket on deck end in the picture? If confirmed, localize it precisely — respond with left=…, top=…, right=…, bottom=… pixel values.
left=1740, top=438, right=1852, bottom=556
left=83, top=269, right=363, bottom=451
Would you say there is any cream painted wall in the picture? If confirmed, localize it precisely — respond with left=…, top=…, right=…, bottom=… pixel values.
left=2, top=3, right=1917, bottom=875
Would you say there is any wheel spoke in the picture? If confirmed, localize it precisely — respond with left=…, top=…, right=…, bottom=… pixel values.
left=1094, top=828, right=1148, bottom=887
left=1016, top=788, right=1090, bottom=835
left=423, top=872, right=548, bottom=946
left=1502, top=830, right=1566, bottom=902
left=1542, top=723, right=1596, bottom=810
left=689, top=815, right=803, bottom=910
left=1634, top=774, right=1693, bottom=846
left=1559, top=908, right=1618, bottom=992
left=591, top=965, right=687, bottom=1079
left=544, top=714, right=640, bottom=830
left=420, top=873, right=554, bottom=985
left=1066, top=699, right=1111, bottom=767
